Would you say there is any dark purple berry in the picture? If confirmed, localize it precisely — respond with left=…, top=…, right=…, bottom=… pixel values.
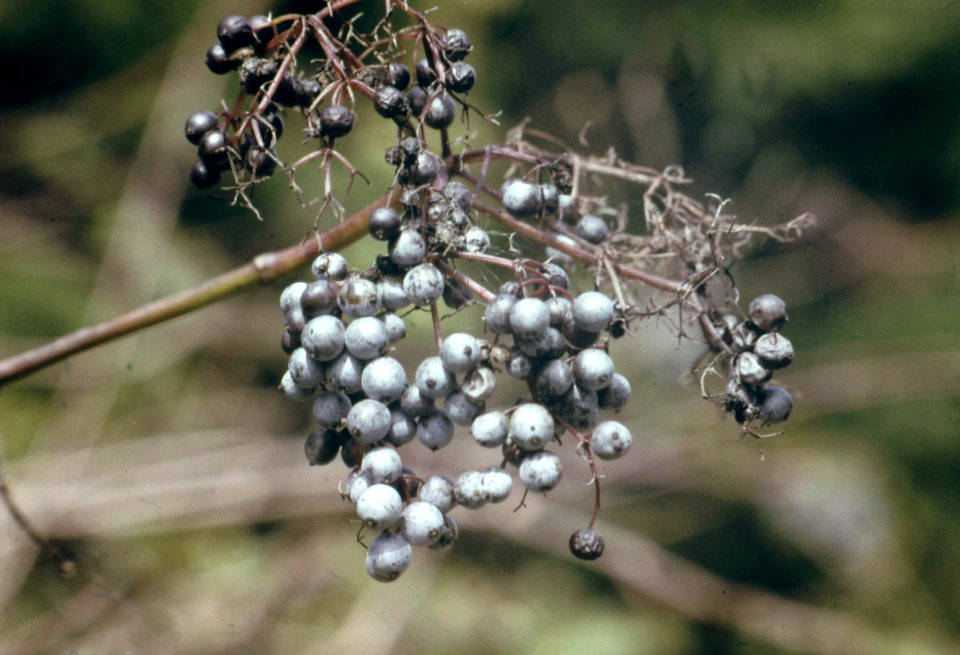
left=756, top=385, right=794, bottom=424
left=424, top=93, right=456, bottom=129
left=445, top=61, right=476, bottom=93
left=373, top=86, right=409, bottom=119
left=244, top=146, right=277, bottom=177
left=442, top=29, right=472, bottom=61
left=281, top=326, right=301, bottom=354
left=320, top=105, right=354, bottom=138
left=368, top=207, right=402, bottom=241
left=295, top=78, right=321, bottom=107
left=272, top=75, right=299, bottom=106
left=190, top=159, right=220, bottom=189
left=304, top=429, right=343, bottom=466
left=263, top=110, right=284, bottom=142
left=217, top=15, right=256, bottom=52
left=198, top=130, right=229, bottom=168
left=240, top=58, right=279, bottom=94
left=249, top=15, right=275, bottom=49
left=407, top=86, right=428, bottom=117
left=569, top=528, right=605, bottom=561
left=185, top=111, right=219, bottom=145
left=415, top=59, right=436, bottom=87
left=205, top=43, right=238, bottom=74
left=383, top=62, right=411, bottom=90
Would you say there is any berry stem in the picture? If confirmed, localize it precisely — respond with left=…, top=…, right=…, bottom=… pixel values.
left=0, top=195, right=390, bottom=387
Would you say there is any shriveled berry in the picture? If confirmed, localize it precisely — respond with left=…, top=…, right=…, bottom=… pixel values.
left=461, top=366, right=497, bottom=404
left=754, top=333, right=794, bottom=369
left=373, top=85, right=409, bottom=119
left=320, top=105, right=354, bottom=138
left=748, top=294, right=788, bottom=332
left=735, top=351, right=772, bottom=387
left=442, top=28, right=473, bottom=61
left=569, top=528, right=605, bottom=561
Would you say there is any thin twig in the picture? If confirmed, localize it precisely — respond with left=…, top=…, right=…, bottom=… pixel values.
left=0, top=195, right=388, bottom=387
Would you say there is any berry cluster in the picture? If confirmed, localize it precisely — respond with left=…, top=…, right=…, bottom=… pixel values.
left=186, top=2, right=807, bottom=582
left=716, top=294, right=795, bottom=426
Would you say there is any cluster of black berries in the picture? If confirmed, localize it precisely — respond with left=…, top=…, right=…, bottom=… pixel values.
left=718, top=294, right=795, bottom=426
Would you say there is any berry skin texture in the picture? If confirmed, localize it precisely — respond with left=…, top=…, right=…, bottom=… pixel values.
left=472, top=411, right=509, bottom=448
left=185, top=111, right=219, bottom=145
left=198, top=129, right=229, bottom=168
left=383, top=62, right=411, bottom=90
left=311, top=252, right=349, bottom=280
left=454, top=470, right=487, bottom=509
left=442, top=28, right=473, bottom=61
left=501, top=179, right=542, bottom=218
left=365, top=530, right=413, bottom=582
left=280, top=371, right=315, bottom=402
left=361, top=356, right=407, bottom=403
left=574, top=214, right=609, bottom=244
left=445, top=61, right=476, bottom=93
left=217, top=15, right=255, bottom=52
left=509, top=403, right=555, bottom=452
left=572, top=348, right=615, bottom=391
left=190, top=160, right=220, bottom=189
left=347, top=399, right=392, bottom=444
left=484, top=294, right=517, bottom=333
left=312, top=390, right=352, bottom=428
left=591, top=420, right=632, bottom=460
left=463, top=226, right=491, bottom=253
left=389, top=229, right=426, bottom=266
left=288, top=348, right=324, bottom=388
left=205, top=43, right=238, bottom=75
left=415, top=356, right=455, bottom=399
left=304, top=429, right=341, bottom=466
left=444, top=390, right=483, bottom=426
left=735, top=351, right=772, bottom=387
left=344, top=316, right=390, bottom=361
left=300, top=279, right=340, bottom=319
left=319, top=105, right=354, bottom=138
left=327, top=351, right=363, bottom=392
left=598, top=372, right=632, bottom=411
left=519, top=450, right=563, bottom=492
left=569, top=528, right=605, bottom=561
left=373, top=85, right=409, bottom=119
left=338, top=277, right=382, bottom=318
left=480, top=467, right=513, bottom=503
left=356, top=484, right=403, bottom=530
left=440, top=332, right=482, bottom=374
left=757, top=385, right=794, bottom=424
left=418, top=409, right=455, bottom=451
left=361, top=447, right=403, bottom=484
left=403, top=263, right=445, bottom=307
left=385, top=406, right=417, bottom=447
left=748, top=294, right=788, bottom=332
left=754, top=333, right=795, bottom=369
left=534, top=358, right=574, bottom=398
left=424, top=93, right=457, bottom=129
left=301, top=315, right=346, bottom=362
left=401, top=501, right=446, bottom=546
left=572, top=291, right=615, bottom=333
left=461, top=366, right=497, bottom=404
left=400, top=385, right=434, bottom=417
left=418, top=474, right=457, bottom=513
left=509, top=298, right=550, bottom=340
left=429, top=514, right=460, bottom=551
left=368, top=207, right=402, bottom=241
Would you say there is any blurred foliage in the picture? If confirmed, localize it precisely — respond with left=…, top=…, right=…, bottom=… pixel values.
left=0, top=1, right=958, bottom=654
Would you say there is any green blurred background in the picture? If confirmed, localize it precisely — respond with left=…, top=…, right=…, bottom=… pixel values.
left=1, top=1, right=958, bottom=653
